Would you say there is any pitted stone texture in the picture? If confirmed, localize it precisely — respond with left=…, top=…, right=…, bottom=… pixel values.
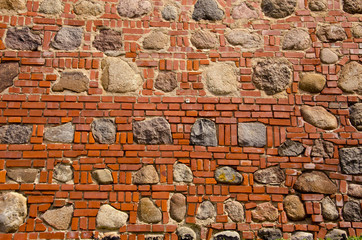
left=154, top=72, right=177, bottom=92
left=190, top=119, right=217, bottom=147
left=352, top=23, right=362, bottom=38
left=261, top=0, right=296, bottom=18
left=91, top=119, right=116, bottom=144
left=225, top=30, right=262, bottom=48
left=294, top=171, right=337, bottom=194
left=308, top=0, right=327, bottom=11
left=52, top=72, right=89, bottom=93
left=215, top=166, right=243, bottom=184
left=138, top=198, right=162, bottom=223
left=0, top=0, right=26, bottom=11
left=133, top=118, right=172, bottom=145
left=145, top=235, right=163, bottom=240
left=170, top=193, right=186, bottom=222
left=96, top=204, right=128, bottom=230
left=339, top=147, right=362, bottom=174
left=343, top=201, right=362, bottom=222
left=203, top=62, right=238, bottom=95
left=5, top=27, right=41, bottom=50
left=282, top=29, right=311, bottom=50
left=53, top=164, right=73, bottom=183
left=278, top=140, right=305, bottom=156
left=213, top=231, right=240, bottom=240
left=117, top=0, right=152, bottom=18
left=42, top=206, right=73, bottom=230
left=133, top=165, right=159, bottom=184
left=93, top=29, right=122, bottom=52
left=301, top=105, right=338, bottom=130
left=338, top=61, right=362, bottom=95
left=0, top=125, right=32, bottom=144
left=74, top=0, right=103, bottom=16
left=162, top=4, right=178, bottom=21
left=192, top=0, right=224, bottom=21
left=258, top=228, right=282, bottom=240
left=44, top=122, right=74, bottom=143
left=320, top=49, right=339, bottom=64
left=0, top=62, right=19, bottom=93
left=316, top=24, right=347, bottom=42
left=225, top=201, right=244, bottom=222
left=143, top=31, right=169, bottom=50
left=52, top=27, right=83, bottom=50
left=196, top=201, right=215, bottom=220
left=325, top=229, right=348, bottom=240
left=254, top=167, right=285, bottom=185
left=232, top=2, right=258, bottom=19
left=7, top=169, right=38, bottom=183
left=101, top=57, right=143, bottom=93
left=177, top=227, right=196, bottom=240
left=311, top=139, right=334, bottom=158
left=291, top=232, right=313, bottom=240
left=343, top=0, right=362, bottom=14
left=349, top=103, right=362, bottom=131
left=92, top=169, right=113, bottom=184
left=348, top=183, right=362, bottom=198
left=299, top=73, right=326, bottom=93
left=0, top=192, right=27, bottom=233
left=191, top=30, right=219, bottom=49
left=252, top=202, right=279, bottom=222
left=283, top=195, right=306, bottom=221
left=173, top=163, right=193, bottom=183
left=39, top=0, right=62, bottom=14
left=238, top=122, right=266, bottom=148
left=252, top=58, right=292, bottom=95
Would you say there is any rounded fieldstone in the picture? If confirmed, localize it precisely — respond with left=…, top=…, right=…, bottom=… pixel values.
left=44, top=122, right=74, bottom=143
left=52, top=72, right=89, bottom=93
left=133, top=117, right=173, bottom=145
left=320, top=49, right=339, bottom=64
left=343, top=201, right=362, bottom=222
left=238, top=122, right=266, bottom=148
left=325, top=229, right=348, bottom=240
left=321, top=197, right=339, bottom=221
left=283, top=195, right=306, bottom=221
left=93, top=29, right=122, bottom=52
left=74, top=0, right=103, bottom=16
left=39, top=0, right=62, bottom=14
left=343, top=0, right=362, bottom=14
left=213, top=231, right=240, bottom=240
left=196, top=201, right=215, bottom=220
left=316, top=24, right=347, bottom=43
left=51, top=27, right=83, bottom=50
left=0, top=192, right=27, bottom=233
left=225, top=29, right=262, bottom=49
left=0, top=124, right=32, bottom=144
left=261, top=0, right=297, bottom=18
left=350, top=103, right=362, bottom=131
left=7, top=168, right=38, bottom=183
left=278, top=139, right=305, bottom=156
left=96, top=204, right=128, bottom=230
left=5, top=27, right=42, bottom=50
left=252, top=202, right=279, bottom=222
left=154, top=72, right=177, bottom=92
left=191, top=30, right=219, bottom=49
left=308, top=0, right=327, bottom=11
left=0, top=0, right=26, bottom=11
left=258, top=228, right=282, bottom=240
left=117, top=0, right=152, bottom=18
left=0, top=62, right=19, bottom=93
left=282, top=29, right=311, bottom=50
left=173, top=163, right=193, bottom=183
left=91, top=119, right=116, bottom=144
left=177, top=227, right=197, bottom=240
left=348, top=183, right=362, bottom=198
left=170, top=193, right=186, bottom=222
left=138, top=198, right=162, bottom=223
left=352, top=23, right=362, bottom=38
left=53, top=164, right=73, bottom=183
left=294, top=171, right=338, bottom=194
left=299, top=73, right=326, bottom=93
left=162, top=4, right=178, bottom=21
left=339, top=147, right=362, bottom=175
left=190, top=119, right=217, bottom=147
left=192, top=0, right=224, bottom=21
left=133, top=165, right=159, bottom=184
left=143, top=31, right=169, bottom=50
left=225, top=201, right=244, bottom=222
left=291, top=232, right=313, bottom=240
left=92, top=169, right=113, bottom=185
left=203, top=62, right=239, bottom=95
left=338, top=61, right=362, bottom=95
left=311, top=139, right=334, bottom=158
left=301, top=105, right=338, bottom=130
left=42, top=205, right=73, bottom=230
left=215, top=166, right=243, bottom=184
left=232, top=2, right=258, bottom=19
left=254, top=167, right=285, bottom=185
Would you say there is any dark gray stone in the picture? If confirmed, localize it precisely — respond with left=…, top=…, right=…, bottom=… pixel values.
left=192, top=0, right=224, bottom=21
left=196, top=201, right=215, bottom=220
left=0, top=125, right=32, bottom=144
left=93, top=29, right=122, bottom=52
left=52, top=72, right=89, bottom=93
left=154, top=72, right=177, bottom=92
left=261, top=0, right=297, bottom=18
left=5, top=27, right=41, bottom=50
left=278, top=140, right=305, bottom=156
left=291, top=232, right=313, bottom=240
left=7, top=168, right=38, bottom=183
left=133, top=118, right=172, bottom=145
left=238, top=122, right=266, bottom=147
left=215, top=166, right=243, bottom=184
left=350, top=103, right=362, bottom=131
left=343, top=201, right=362, bottom=222
left=308, top=0, right=327, bottom=11
left=343, top=0, right=362, bottom=14
left=213, top=231, right=240, bottom=240
left=325, top=229, right=348, bottom=240
left=170, top=193, right=186, bottom=222
left=257, top=228, right=282, bottom=240
left=316, top=24, right=347, bottom=43
left=254, top=167, right=285, bottom=185
left=190, top=119, right=217, bottom=147
left=51, top=27, right=83, bottom=50
left=311, top=139, right=334, bottom=158
left=0, top=62, right=19, bottom=93
left=44, top=122, right=74, bottom=143
left=53, top=164, right=73, bottom=183
left=177, top=227, right=196, bottom=240
left=294, top=171, right=338, bottom=194
left=282, top=28, right=311, bottom=50
left=339, top=147, right=362, bottom=175
left=91, top=119, right=116, bottom=144
left=321, top=197, right=339, bottom=221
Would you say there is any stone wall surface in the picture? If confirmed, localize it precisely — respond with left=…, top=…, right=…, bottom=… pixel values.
left=0, top=0, right=360, bottom=239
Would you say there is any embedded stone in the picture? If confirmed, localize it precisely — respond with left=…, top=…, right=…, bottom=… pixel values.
left=143, top=31, right=169, bottom=50
left=225, top=201, right=244, bottom=222
left=101, top=57, right=143, bottom=93
left=325, top=229, right=348, bottom=240
left=225, top=30, right=262, bottom=48
left=74, top=0, right=103, bottom=16
left=203, top=62, right=238, bottom=95
left=352, top=23, right=362, bottom=38
left=254, top=167, right=285, bottom=185
left=133, top=118, right=172, bottom=145
left=316, top=24, right=347, bottom=42
left=44, top=122, right=74, bottom=143
left=258, top=228, right=282, bottom=240
left=5, top=27, right=41, bottom=50
left=338, top=61, right=362, bottom=95
left=0, top=0, right=26, bottom=11
left=52, top=27, right=83, bottom=50
left=301, top=105, right=338, bottom=130
left=294, top=171, right=337, bottom=194
left=311, top=139, right=334, bottom=158
left=190, top=119, right=217, bottom=147
left=343, top=201, right=362, bottom=222
left=162, top=4, right=177, bottom=21
left=282, top=28, right=311, bottom=50
left=192, top=0, right=224, bottom=21
left=177, top=227, right=196, bottom=240
left=170, top=193, right=186, bottom=222
left=339, top=147, right=362, bottom=175
left=348, top=183, right=362, bottom=198
left=320, top=49, right=339, bottom=64
left=196, top=201, right=215, bottom=220
left=252, top=58, right=292, bottom=95
left=278, top=140, right=305, bottom=156
left=39, top=0, right=62, bottom=14
left=261, top=0, right=296, bottom=18
left=52, top=72, right=89, bottom=93
left=215, top=166, right=243, bottom=184
left=232, top=2, right=258, bottom=19
left=7, top=168, right=38, bottom=183
left=173, top=163, right=193, bottom=183
left=213, top=231, right=240, bottom=240
left=117, top=0, right=152, bottom=18
left=53, top=164, right=73, bottom=183
left=0, top=192, right=27, bottom=233
left=291, top=232, right=313, bottom=240
left=349, top=103, right=362, bottom=130
left=322, top=197, right=341, bottom=221
left=42, top=205, right=73, bottom=230
left=154, top=72, right=177, bottom=92
left=308, top=0, right=327, bottom=11
left=238, top=122, right=266, bottom=148
left=96, top=204, right=128, bottom=230
left=93, top=29, right=122, bottom=52
left=138, top=198, right=162, bottom=223
left=0, top=125, right=32, bottom=144
left=191, top=30, right=219, bottom=49
left=0, top=62, right=19, bottom=93
left=133, top=165, right=159, bottom=184
left=92, top=169, right=113, bottom=185
left=252, top=202, right=279, bottom=222
left=91, top=119, right=116, bottom=144
left=145, top=235, right=163, bottom=240
left=283, top=195, right=306, bottom=221
left=299, top=73, right=326, bottom=93
left=343, top=0, right=362, bottom=14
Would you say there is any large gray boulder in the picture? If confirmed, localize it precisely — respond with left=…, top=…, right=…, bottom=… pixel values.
left=39, top=0, right=62, bottom=14
left=133, top=118, right=172, bottom=145
left=215, top=166, right=243, bottom=184
left=190, top=119, right=217, bottom=147
left=278, top=140, right=305, bottom=156
left=51, top=27, right=83, bottom=50
left=343, top=201, right=362, bottom=222
left=225, top=201, right=244, bottom=222
left=53, top=164, right=73, bottom=183
left=0, top=192, right=27, bottom=232
left=282, top=28, right=311, bottom=50
left=0, top=62, right=18, bottom=93
left=0, top=125, right=32, bottom=144
left=192, top=0, right=224, bottom=21
left=196, top=200, right=215, bottom=220
left=238, top=122, right=266, bottom=147
left=91, top=119, right=116, bottom=144
left=339, top=147, right=362, bottom=174
left=261, top=0, right=297, bottom=18
left=173, top=163, right=193, bottom=183
left=311, top=139, right=334, bottom=158
left=44, top=122, right=74, bottom=143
